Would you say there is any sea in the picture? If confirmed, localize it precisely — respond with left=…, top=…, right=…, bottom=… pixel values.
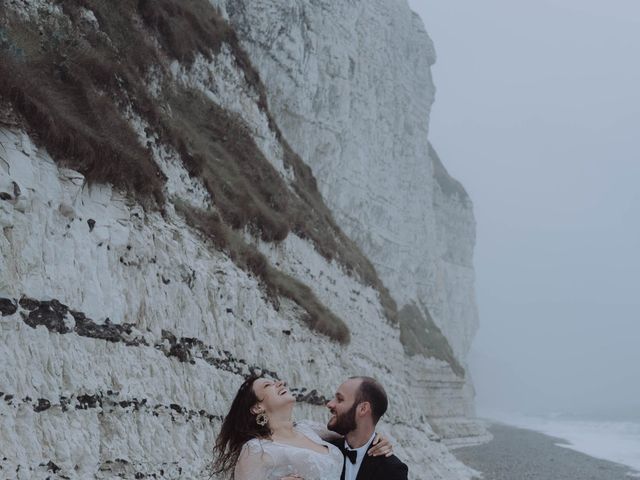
left=481, top=411, right=640, bottom=476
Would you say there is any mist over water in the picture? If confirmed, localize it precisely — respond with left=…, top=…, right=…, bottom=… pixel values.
left=408, top=0, right=640, bottom=420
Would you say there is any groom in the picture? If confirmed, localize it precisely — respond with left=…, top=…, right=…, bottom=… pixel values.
left=326, top=376, right=409, bottom=480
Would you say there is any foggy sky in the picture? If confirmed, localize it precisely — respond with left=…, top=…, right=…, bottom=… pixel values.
left=408, top=0, right=640, bottom=418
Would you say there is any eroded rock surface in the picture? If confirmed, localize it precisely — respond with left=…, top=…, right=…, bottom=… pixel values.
left=0, top=0, right=488, bottom=478
left=220, top=0, right=479, bottom=367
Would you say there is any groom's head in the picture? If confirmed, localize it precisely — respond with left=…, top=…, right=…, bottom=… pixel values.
left=326, top=376, right=388, bottom=435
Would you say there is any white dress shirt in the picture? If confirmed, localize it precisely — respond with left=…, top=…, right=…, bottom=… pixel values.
left=344, top=432, right=376, bottom=480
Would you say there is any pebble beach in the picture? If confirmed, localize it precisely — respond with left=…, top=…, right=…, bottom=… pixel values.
left=453, top=423, right=639, bottom=480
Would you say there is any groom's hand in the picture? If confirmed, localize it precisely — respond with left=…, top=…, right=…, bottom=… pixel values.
left=280, top=476, right=304, bottom=480
left=368, top=432, right=394, bottom=457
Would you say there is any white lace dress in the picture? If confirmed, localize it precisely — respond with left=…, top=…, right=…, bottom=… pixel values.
left=234, top=422, right=343, bottom=480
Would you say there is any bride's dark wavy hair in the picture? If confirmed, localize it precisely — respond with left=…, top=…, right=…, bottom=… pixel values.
left=212, top=375, right=272, bottom=477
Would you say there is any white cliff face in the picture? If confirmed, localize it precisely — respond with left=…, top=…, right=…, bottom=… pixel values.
left=0, top=128, right=478, bottom=478
left=0, top=0, right=488, bottom=478
left=161, top=16, right=481, bottom=426
left=430, top=147, right=479, bottom=363
left=219, top=0, right=479, bottom=361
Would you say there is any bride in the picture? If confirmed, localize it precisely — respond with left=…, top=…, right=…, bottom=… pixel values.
left=212, top=376, right=391, bottom=479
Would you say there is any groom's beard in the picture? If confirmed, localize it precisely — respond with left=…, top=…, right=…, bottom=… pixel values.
left=327, top=402, right=358, bottom=435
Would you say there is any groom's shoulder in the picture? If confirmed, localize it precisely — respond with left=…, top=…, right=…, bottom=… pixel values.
left=365, top=453, right=408, bottom=479
left=377, top=453, right=408, bottom=470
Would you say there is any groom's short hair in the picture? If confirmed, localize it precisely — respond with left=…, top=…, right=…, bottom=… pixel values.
left=351, top=376, right=388, bottom=424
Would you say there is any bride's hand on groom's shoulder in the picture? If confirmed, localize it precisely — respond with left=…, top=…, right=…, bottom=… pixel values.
left=368, top=432, right=394, bottom=457
left=280, top=475, right=304, bottom=480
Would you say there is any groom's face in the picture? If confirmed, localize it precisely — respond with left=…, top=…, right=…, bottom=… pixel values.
left=326, top=378, right=361, bottom=435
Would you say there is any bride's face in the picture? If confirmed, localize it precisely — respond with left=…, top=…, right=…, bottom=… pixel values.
left=252, top=378, right=296, bottom=413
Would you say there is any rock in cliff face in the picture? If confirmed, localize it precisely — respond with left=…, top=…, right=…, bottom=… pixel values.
left=0, top=0, right=487, bottom=478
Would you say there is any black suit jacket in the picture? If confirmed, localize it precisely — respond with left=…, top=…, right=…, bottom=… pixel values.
left=330, top=438, right=409, bottom=480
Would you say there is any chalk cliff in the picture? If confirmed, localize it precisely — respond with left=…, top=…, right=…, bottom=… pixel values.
left=0, top=0, right=488, bottom=478
left=218, top=0, right=483, bottom=443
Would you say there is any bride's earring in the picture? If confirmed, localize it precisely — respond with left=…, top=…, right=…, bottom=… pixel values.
left=256, top=412, right=269, bottom=426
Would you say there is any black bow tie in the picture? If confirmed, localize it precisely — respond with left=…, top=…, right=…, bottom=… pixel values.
left=344, top=448, right=358, bottom=465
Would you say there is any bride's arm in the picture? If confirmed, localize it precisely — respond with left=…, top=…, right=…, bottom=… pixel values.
left=368, top=433, right=394, bottom=457
left=298, top=420, right=393, bottom=456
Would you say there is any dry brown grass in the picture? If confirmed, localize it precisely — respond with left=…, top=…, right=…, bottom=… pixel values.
left=0, top=15, right=165, bottom=204
left=138, top=0, right=228, bottom=63
left=281, top=142, right=399, bottom=323
left=166, top=88, right=398, bottom=324
left=167, top=89, right=291, bottom=242
left=0, top=0, right=399, bottom=345
left=399, top=303, right=464, bottom=376
left=175, top=201, right=350, bottom=343
left=0, top=61, right=165, bottom=205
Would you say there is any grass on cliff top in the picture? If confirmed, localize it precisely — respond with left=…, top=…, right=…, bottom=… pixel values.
left=0, top=0, right=397, bottom=344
